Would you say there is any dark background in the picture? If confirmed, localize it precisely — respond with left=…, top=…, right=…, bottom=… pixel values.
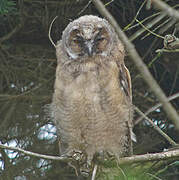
left=0, top=0, right=179, bottom=179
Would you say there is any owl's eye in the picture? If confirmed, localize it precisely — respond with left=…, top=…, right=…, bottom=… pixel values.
left=73, top=36, right=84, bottom=44
left=94, top=30, right=106, bottom=43
left=72, top=39, right=79, bottom=43
left=95, top=37, right=105, bottom=42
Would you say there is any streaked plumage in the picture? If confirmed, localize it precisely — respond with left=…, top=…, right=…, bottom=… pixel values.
left=51, top=15, right=135, bottom=175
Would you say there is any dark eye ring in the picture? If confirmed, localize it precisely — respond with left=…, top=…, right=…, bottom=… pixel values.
left=72, top=39, right=79, bottom=43
left=95, top=37, right=105, bottom=42
left=73, top=36, right=84, bottom=43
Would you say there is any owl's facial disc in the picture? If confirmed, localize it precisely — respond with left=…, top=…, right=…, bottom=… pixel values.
left=67, top=25, right=112, bottom=59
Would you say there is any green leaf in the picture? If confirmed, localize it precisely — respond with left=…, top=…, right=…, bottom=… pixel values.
left=0, top=0, right=16, bottom=15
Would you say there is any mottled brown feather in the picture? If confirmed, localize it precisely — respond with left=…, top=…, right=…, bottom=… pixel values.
left=51, top=15, right=134, bottom=175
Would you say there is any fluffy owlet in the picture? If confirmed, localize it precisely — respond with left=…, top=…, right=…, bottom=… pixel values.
left=51, top=15, right=135, bottom=175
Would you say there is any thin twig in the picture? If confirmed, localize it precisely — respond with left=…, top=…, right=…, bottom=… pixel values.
left=92, top=0, right=179, bottom=130
left=135, top=18, right=164, bottom=39
left=152, top=0, right=179, bottom=20
left=78, top=0, right=92, bottom=15
left=135, top=106, right=177, bottom=147
left=129, top=13, right=166, bottom=41
left=104, top=0, right=114, bottom=7
left=118, top=149, right=179, bottom=165
left=146, top=173, right=162, bottom=180
left=124, top=0, right=147, bottom=31
left=91, top=164, right=98, bottom=180
left=48, top=16, right=58, bottom=48
left=126, top=12, right=160, bottom=31
left=0, top=22, right=23, bottom=43
left=0, top=143, right=68, bottom=162
left=135, top=92, right=179, bottom=125
left=117, top=165, right=127, bottom=180
left=156, top=49, right=179, bottom=53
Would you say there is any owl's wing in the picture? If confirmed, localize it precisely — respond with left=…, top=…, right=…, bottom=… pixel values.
left=118, top=63, right=132, bottom=101
left=117, top=62, right=136, bottom=143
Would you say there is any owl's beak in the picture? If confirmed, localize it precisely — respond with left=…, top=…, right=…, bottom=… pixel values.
left=84, top=41, right=94, bottom=56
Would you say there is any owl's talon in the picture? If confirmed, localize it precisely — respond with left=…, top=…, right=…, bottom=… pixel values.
left=80, top=158, right=92, bottom=177
left=80, top=170, right=90, bottom=177
left=61, top=149, right=83, bottom=160
left=80, top=164, right=91, bottom=177
left=97, top=150, right=110, bottom=161
left=72, top=151, right=83, bottom=161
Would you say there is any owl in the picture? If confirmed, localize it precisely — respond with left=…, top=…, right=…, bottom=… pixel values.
left=51, top=15, right=135, bottom=175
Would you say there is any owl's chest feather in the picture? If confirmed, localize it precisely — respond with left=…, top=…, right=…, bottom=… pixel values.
left=59, top=61, right=124, bottom=105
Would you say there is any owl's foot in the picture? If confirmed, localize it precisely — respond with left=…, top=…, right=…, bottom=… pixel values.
left=64, top=150, right=86, bottom=176
left=97, top=150, right=109, bottom=161
left=80, top=159, right=92, bottom=177
left=62, top=149, right=93, bottom=177
left=61, top=149, right=84, bottom=161
left=72, top=150, right=84, bottom=161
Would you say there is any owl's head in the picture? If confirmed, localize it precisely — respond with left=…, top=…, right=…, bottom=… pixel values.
left=61, top=15, right=116, bottom=59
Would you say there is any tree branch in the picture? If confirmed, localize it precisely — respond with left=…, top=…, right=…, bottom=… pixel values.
left=0, top=22, right=23, bottom=44
left=135, top=106, right=177, bottom=147
left=0, top=144, right=68, bottom=162
left=152, top=0, right=179, bottom=20
left=1, top=143, right=179, bottom=166
left=92, top=0, right=179, bottom=130
left=156, top=49, right=179, bottom=53
left=118, top=149, right=179, bottom=165
left=135, top=92, right=179, bottom=125
left=129, top=13, right=166, bottom=41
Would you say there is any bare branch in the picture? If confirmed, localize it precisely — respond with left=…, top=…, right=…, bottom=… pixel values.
left=118, top=149, right=179, bottom=165
left=135, top=106, right=177, bottom=147
left=152, top=0, right=179, bottom=20
left=91, top=164, right=98, bottom=180
left=129, top=13, right=165, bottom=41
left=1, top=143, right=179, bottom=167
left=0, top=144, right=68, bottom=162
left=135, top=92, right=179, bottom=125
left=78, top=0, right=92, bottom=16
left=0, top=23, right=23, bottom=43
left=92, top=0, right=179, bottom=130
left=156, top=49, right=179, bottom=53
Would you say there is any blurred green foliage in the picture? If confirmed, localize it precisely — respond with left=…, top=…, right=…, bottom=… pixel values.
left=0, top=0, right=16, bottom=15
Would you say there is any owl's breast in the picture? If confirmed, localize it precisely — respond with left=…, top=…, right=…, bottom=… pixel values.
left=53, top=60, right=132, bottom=157
left=56, top=60, right=127, bottom=107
